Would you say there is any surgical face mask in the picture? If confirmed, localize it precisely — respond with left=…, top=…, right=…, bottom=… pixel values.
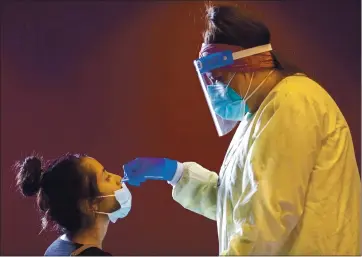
left=95, top=183, right=132, bottom=223
left=207, top=70, right=274, bottom=121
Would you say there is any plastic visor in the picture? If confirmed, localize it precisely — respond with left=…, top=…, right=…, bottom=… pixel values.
left=193, top=44, right=272, bottom=137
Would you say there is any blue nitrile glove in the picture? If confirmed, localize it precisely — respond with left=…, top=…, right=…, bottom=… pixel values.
left=122, top=157, right=178, bottom=186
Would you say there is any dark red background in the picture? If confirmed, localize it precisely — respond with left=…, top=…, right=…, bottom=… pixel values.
left=1, top=1, right=360, bottom=255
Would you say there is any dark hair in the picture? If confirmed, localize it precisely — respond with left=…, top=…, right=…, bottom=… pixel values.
left=15, top=153, right=100, bottom=236
left=203, top=3, right=303, bottom=75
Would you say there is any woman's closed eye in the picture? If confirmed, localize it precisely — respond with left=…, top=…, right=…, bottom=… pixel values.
left=103, top=169, right=111, bottom=181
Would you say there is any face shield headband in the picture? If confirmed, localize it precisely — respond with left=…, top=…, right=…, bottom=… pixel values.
left=197, top=43, right=275, bottom=73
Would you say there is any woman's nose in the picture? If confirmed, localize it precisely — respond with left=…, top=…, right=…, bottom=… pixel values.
left=115, top=175, right=122, bottom=186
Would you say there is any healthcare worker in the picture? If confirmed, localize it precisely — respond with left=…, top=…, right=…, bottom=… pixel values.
left=122, top=4, right=361, bottom=255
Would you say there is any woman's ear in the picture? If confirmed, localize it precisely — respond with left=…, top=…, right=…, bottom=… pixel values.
left=90, top=198, right=102, bottom=212
left=92, top=202, right=99, bottom=212
left=79, top=198, right=99, bottom=214
left=79, top=199, right=92, bottom=215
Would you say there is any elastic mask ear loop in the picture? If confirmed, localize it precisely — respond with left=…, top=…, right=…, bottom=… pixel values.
left=95, top=211, right=109, bottom=215
left=225, top=72, right=237, bottom=88
left=97, top=194, right=115, bottom=198
left=243, top=72, right=255, bottom=99
left=94, top=194, right=115, bottom=215
left=244, top=70, right=274, bottom=102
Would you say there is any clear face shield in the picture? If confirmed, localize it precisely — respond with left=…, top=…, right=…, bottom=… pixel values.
left=193, top=44, right=273, bottom=137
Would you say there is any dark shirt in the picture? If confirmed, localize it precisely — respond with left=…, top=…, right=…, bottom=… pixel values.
left=44, top=238, right=112, bottom=256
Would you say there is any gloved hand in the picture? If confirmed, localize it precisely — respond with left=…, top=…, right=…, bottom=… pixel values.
left=122, top=157, right=178, bottom=186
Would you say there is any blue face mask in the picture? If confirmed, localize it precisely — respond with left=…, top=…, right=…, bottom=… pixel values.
left=207, top=70, right=274, bottom=121
left=95, top=183, right=132, bottom=223
left=207, top=82, right=249, bottom=121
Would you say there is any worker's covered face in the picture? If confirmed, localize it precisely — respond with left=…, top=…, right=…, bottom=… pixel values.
left=210, top=69, right=264, bottom=99
left=194, top=43, right=275, bottom=136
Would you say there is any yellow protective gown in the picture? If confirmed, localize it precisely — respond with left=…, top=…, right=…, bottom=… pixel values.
left=172, top=75, right=361, bottom=255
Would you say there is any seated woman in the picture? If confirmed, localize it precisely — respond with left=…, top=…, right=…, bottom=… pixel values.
left=15, top=153, right=131, bottom=256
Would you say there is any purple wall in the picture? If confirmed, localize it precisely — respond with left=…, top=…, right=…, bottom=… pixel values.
left=1, top=1, right=360, bottom=255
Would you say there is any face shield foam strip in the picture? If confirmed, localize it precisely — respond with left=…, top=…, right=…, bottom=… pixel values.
left=232, top=44, right=272, bottom=60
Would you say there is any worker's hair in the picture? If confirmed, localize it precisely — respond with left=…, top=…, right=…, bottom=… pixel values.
left=203, top=3, right=303, bottom=76
left=14, top=153, right=100, bottom=236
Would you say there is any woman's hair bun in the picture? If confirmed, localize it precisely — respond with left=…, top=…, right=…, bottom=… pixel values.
left=15, top=156, right=43, bottom=197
